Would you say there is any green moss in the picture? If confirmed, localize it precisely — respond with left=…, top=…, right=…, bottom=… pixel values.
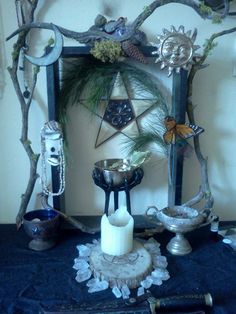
left=11, top=50, right=19, bottom=61
left=199, top=2, right=213, bottom=16
left=212, top=14, right=222, bottom=24
left=143, top=5, right=152, bottom=15
left=203, top=39, right=218, bottom=56
left=90, top=40, right=123, bottom=63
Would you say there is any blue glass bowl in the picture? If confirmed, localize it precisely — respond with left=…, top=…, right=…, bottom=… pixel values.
left=23, top=209, right=60, bottom=251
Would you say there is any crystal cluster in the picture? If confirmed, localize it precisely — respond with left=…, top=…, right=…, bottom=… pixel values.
left=73, top=237, right=169, bottom=299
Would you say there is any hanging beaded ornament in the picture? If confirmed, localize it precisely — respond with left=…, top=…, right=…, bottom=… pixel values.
left=40, top=120, right=65, bottom=196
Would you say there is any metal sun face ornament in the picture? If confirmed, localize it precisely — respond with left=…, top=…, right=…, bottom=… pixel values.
left=152, top=26, right=200, bottom=76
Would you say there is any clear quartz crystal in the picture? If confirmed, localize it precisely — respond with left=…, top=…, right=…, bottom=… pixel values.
left=151, top=276, right=162, bottom=286
left=85, top=242, right=96, bottom=249
left=86, top=278, right=99, bottom=287
left=76, top=244, right=91, bottom=257
left=73, top=258, right=90, bottom=270
left=112, top=286, right=122, bottom=298
left=88, top=280, right=109, bottom=293
left=121, top=284, right=131, bottom=299
left=143, top=238, right=160, bottom=254
left=152, top=255, right=168, bottom=268
left=141, top=276, right=153, bottom=289
left=137, top=286, right=145, bottom=296
left=75, top=268, right=92, bottom=283
left=151, top=268, right=170, bottom=281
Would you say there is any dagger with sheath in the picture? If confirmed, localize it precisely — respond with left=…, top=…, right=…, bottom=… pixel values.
left=41, top=292, right=213, bottom=313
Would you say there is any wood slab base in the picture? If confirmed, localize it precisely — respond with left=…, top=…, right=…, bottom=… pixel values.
left=89, top=240, right=152, bottom=289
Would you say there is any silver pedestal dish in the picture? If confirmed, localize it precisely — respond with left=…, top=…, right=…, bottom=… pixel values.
left=146, top=205, right=211, bottom=255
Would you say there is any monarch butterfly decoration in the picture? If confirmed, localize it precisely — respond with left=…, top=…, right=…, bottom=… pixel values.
left=163, top=116, right=204, bottom=145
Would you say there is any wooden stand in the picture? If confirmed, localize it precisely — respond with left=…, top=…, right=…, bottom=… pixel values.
left=89, top=240, right=152, bottom=289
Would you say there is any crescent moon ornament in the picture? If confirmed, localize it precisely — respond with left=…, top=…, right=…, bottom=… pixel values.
left=24, top=24, right=63, bottom=66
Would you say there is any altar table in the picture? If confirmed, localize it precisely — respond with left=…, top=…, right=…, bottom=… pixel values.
left=0, top=220, right=235, bottom=314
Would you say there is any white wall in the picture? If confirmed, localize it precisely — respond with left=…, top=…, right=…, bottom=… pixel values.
left=0, top=0, right=236, bottom=223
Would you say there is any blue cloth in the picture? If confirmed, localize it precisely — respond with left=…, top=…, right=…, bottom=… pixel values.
left=0, top=223, right=235, bottom=313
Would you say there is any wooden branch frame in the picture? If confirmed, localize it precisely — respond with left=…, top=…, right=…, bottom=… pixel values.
left=46, top=46, right=188, bottom=213
left=7, top=0, right=236, bottom=228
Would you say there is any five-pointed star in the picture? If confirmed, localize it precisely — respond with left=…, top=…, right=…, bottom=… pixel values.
left=94, top=72, right=157, bottom=148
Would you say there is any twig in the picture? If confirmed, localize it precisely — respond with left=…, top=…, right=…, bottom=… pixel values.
left=39, top=193, right=98, bottom=234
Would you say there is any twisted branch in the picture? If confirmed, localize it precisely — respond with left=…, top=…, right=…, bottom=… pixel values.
left=6, top=0, right=226, bottom=44
left=7, top=0, right=40, bottom=229
left=183, top=26, right=236, bottom=209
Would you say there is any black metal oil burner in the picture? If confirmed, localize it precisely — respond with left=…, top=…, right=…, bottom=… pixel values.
left=92, top=159, right=144, bottom=215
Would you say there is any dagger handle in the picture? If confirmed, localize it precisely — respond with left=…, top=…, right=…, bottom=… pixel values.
left=148, top=293, right=213, bottom=311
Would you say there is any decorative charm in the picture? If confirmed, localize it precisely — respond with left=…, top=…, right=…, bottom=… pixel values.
left=95, top=72, right=156, bottom=148
left=24, top=24, right=63, bottom=66
left=40, top=120, right=65, bottom=196
left=152, top=26, right=200, bottom=76
left=163, top=116, right=204, bottom=145
left=121, top=40, right=147, bottom=64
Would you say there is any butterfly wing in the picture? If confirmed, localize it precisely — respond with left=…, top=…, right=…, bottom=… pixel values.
left=164, top=116, right=177, bottom=131
left=163, top=116, right=204, bottom=144
left=163, top=116, right=177, bottom=144
left=163, top=129, right=176, bottom=144
left=176, top=123, right=204, bottom=139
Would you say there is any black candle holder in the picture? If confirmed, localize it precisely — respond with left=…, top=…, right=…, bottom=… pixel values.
left=92, top=159, right=144, bottom=215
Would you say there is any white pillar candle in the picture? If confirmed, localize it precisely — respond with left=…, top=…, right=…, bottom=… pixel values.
left=101, top=206, right=134, bottom=256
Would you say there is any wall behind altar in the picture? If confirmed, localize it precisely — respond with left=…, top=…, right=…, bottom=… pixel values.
left=0, top=0, right=236, bottom=223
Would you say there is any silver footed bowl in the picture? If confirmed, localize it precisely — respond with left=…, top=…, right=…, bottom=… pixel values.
left=146, top=205, right=209, bottom=255
left=157, top=206, right=205, bottom=233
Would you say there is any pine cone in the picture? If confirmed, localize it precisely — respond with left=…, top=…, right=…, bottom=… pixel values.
left=121, top=41, right=147, bottom=64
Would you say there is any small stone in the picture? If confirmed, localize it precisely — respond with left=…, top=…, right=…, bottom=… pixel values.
left=73, top=259, right=90, bottom=270
left=140, top=276, right=153, bottom=289
left=76, top=244, right=91, bottom=257
left=32, top=218, right=41, bottom=222
left=121, top=284, right=131, bottom=299
left=112, top=286, right=122, bottom=298
left=75, top=268, right=92, bottom=283
left=88, top=280, right=109, bottom=293
left=137, top=286, right=145, bottom=296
